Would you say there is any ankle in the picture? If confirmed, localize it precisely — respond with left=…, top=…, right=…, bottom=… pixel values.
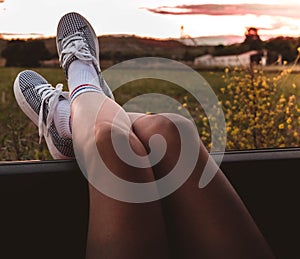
left=68, top=60, right=100, bottom=91
left=53, top=99, right=72, bottom=138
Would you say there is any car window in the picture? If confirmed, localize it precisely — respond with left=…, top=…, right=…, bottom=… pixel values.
left=0, top=1, right=299, bottom=160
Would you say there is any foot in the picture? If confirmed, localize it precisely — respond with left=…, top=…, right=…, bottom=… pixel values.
left=13, top=70, right=74, bottom=159
left=56, top=12, right=114, bottom=100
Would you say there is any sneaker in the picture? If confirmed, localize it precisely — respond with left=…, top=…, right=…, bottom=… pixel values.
left=56, top=12, right=114, bottom=100
left=13, top=70, right=74, bottom=159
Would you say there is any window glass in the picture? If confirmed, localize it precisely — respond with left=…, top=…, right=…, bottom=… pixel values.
left=0, top=1, right=299, bottom=161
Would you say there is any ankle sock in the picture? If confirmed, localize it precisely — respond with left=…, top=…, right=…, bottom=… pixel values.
left=53, top=99, right=72, bottom=138
left=68, top=60, right=103, bottom=103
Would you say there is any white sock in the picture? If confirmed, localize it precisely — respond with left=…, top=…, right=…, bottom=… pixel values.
left=68, top=60, right=103, bottom=102
left=53, top=99, right=72, bottom=138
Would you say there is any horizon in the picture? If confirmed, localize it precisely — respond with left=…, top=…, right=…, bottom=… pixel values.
left=1, top=0, right=300, bottom=44
left=0, top=32, right=294, bottom=47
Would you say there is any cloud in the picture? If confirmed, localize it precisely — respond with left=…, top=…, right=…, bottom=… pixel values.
left=254, top=21, right=287, bottom=32
left=145, top=4, right=300, bottom=19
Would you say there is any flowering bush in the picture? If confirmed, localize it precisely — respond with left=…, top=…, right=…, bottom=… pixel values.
left=181, top=63, right=300, bottom=151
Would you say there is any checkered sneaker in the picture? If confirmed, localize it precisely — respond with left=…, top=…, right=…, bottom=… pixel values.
left=56, top=12, right=114, bottom=100
left=13, top=70, right=74, bottom=159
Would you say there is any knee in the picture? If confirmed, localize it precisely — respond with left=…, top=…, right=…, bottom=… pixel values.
left=95, top=120, right=142, bottom=150
left=94, top=121, right=128, bottom=147
left=142, top=113, right=198, bottom=140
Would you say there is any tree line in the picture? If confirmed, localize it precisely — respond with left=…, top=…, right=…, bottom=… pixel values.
left=2, top=39, right=51, bottom=67
left=1, top=35, right=300, bottom=67
left=214, top=35, right=300, bottom=65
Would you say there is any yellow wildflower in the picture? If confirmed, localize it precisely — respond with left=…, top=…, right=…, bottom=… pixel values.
left=286, top=118, right=292, bottom=124
left=279, top=96, right=286, bottom=103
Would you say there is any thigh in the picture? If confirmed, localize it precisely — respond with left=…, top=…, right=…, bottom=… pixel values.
left=127, top=112, right=275, bottom=258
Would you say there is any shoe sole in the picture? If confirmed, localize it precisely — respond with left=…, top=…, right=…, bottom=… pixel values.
left=13, top=73, right=71, bottom=160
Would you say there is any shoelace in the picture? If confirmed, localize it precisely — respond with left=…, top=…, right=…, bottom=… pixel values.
left=35, top=83, right=69, bottom=143
left=60, top=31, right=98, bottom=69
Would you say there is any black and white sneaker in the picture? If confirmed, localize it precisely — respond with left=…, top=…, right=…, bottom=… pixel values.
left=13, top=70, right=74, bottom=159
left=56, top=12, right=114, bottom=100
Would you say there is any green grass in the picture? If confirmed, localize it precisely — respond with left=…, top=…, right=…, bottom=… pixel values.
left=0, top=67, right=299, bottom=161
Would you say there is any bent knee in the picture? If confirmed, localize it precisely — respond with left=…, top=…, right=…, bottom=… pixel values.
left=94, top=121, right=130, bottom=147
left=134, top=113, right=197, bottom=143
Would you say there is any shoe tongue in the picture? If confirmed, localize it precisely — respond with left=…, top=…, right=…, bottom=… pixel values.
left=58, top=95, right=66, bottom=101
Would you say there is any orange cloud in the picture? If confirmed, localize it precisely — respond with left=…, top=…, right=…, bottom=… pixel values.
left=145, top=4, right=300, bottom=19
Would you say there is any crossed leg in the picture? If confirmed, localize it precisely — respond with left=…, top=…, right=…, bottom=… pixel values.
left=72, top=90, right=274, bottom=258
left=129, top=112, right=275, bottom=258
left=71, top=93, right=171, bottom=259
left=13, top=10, right=275, bottom=259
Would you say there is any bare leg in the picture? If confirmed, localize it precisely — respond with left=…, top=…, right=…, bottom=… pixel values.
left=129, top=113, right=275, bottom=258
left=71, top=94, right=170, bottom=259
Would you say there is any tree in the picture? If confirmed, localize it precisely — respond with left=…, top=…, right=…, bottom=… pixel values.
left=265, top=37, right=299, bottom=63
left=243, top=27, right=263, bottom=50
left=2, top=39, right=50, bottom=67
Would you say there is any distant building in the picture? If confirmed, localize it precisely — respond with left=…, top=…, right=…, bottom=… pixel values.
left=180, top=25, right=185, bottom=39
left=194, top=50, right=262, bottom=67
left=179, top=25, right=198, bottom=46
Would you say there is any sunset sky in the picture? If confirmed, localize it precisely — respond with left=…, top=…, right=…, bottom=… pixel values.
left=1, top=0, right=300, bottom=41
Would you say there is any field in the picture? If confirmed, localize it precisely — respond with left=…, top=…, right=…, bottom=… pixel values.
left=0, top=66, right=299, bottom=161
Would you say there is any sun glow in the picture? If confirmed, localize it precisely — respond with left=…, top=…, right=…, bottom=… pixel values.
left=0, top=0, right=300, bottom=41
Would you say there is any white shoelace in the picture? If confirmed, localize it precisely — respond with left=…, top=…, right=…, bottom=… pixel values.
left=60, top=32, right=98, bottom=69
left=35, top=83, right=69, bottom=143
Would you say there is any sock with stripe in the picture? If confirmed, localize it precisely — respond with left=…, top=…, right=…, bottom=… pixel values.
left=68, top=60, right=104, bottom=103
